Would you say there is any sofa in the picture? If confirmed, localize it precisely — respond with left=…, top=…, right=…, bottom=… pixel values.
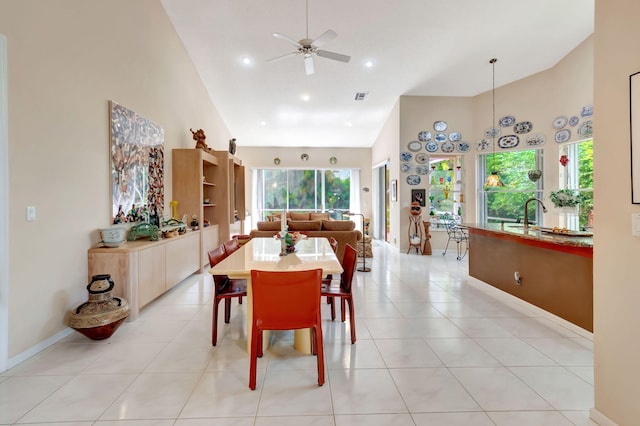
left=248, top=212, right=362, bottom=262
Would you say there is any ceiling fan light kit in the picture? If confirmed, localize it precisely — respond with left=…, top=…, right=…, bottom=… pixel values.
left=268, top=0, right=350, bottom=75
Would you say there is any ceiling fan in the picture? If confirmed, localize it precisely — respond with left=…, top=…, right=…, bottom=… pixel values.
left=267, top=0, right=351, bottom=75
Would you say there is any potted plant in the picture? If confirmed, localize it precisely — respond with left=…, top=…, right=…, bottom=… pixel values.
left=549, top=189, right=585, bottom=212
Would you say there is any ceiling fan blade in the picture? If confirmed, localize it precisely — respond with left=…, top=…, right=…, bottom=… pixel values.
left=304, top=55, right=315, bottom=75
left=266, top=51, right=300, bottom=62
left=316, top=49, right=351, bottom=63
left=272, top=33, right=302, bottom=48
left=312, top=29, right=337, bottom=47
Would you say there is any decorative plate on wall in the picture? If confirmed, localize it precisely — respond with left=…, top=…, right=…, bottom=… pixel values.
left=485, top=127, right=501, bottom=138
left=418, top=131, right=432, bottom=141
left=425, top=141, right=439, bottom=152
left=408, top=140, right=422, bottom=152
left=498, top=134, right=520, bottom=149
left=525, top=133, right=546, bottom=147
left=449, top=131, right=462, bottom=142
left=401, top=163, right=415, bottom=173
left=457, top=142, right=470, bottom=152
left=416, top=165, right=430, bottom=175
left=581, top=105, right=593, bottom=117
left=441, top=141, right=455, bottom=153
left=407, top=175, right=421, bottom=185
left=578, top=120, right=593, bottom=137
left=476, top=138, right=493, bottom=151
left=499, top=115, right=516, bottom=127
left=400, top=152, right=413, bottom=162
left=569, top=116, right=580, bottom=126
left=553, top=116, right=568, bottom=129
left=513, top=121, right=533, bottom=134
left=434, top=121, right=447, bottom=131
left=554, top=129, right=571, bottom=143
left=435, top=132, right=447, bottom=142
left=415, top=153, right=429, bottom=164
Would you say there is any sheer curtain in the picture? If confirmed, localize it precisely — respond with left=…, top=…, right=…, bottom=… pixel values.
left=349, top=169, right=362, bottom=232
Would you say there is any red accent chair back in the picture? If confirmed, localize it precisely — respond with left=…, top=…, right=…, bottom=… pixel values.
left=248, top=268, right=325, bottom=390
left=321, top=243, right=358, bottom=344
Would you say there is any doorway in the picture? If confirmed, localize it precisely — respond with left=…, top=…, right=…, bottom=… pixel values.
left=372, top=161, right=390, bottom=242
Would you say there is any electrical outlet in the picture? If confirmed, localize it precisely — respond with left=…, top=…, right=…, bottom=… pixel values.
left=26, top=206, right=36, bottom=221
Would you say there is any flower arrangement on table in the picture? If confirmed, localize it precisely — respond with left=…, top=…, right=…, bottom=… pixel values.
left=275, top=231, right=307, bottom=253
left=549, top=189, right=586, bottom=208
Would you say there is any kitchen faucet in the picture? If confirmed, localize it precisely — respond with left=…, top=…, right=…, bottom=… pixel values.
left=523, top=197, right=548, bottom=232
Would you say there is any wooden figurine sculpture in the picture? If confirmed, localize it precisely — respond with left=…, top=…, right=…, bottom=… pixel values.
left=229, top=138, right=237, bottom=155
left=190, top=128, right=212, bottom=152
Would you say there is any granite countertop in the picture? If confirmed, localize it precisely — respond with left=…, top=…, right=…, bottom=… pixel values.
left=462, top=223, right=593, bottom=248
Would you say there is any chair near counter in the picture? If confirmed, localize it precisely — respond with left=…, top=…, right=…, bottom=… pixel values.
left=208, top=245, right=247, bottom=346
left=223, top=238, right=240, bottom=256
left=249, top=268, right=325, bottom=390
left=321, top=243, right=358, bottom=344
left=443, top=217, right=469, bottom=260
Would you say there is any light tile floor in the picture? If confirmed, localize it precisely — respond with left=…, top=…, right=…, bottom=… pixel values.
left=0, top=242, right=597, bottom=425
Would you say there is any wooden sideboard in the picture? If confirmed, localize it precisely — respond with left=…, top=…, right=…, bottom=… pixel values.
left=88, top=231, right=200, bottom=320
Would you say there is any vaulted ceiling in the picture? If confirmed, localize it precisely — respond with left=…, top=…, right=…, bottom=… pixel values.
left=161, top=0, right=594, bottom=148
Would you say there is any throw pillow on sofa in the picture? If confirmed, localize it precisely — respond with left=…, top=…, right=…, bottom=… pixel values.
left=289, top=212, right=310, bottom=221
left=257, top=221, right=283, bottom=231
left=321, top=220, right=355, bottom=231
left=287, top=220, right=322, bottom=231
left=309, top=212, right=330, bottom=221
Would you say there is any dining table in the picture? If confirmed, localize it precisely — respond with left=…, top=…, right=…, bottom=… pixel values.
left=208, top=236, right=344, bottom=354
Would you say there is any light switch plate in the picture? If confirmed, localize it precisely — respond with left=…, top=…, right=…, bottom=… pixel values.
left=632, top=213, right=640, bottom=236
left=26, top=206, right=36, bottom=221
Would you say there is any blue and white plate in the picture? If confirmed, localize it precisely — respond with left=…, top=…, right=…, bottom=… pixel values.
left=401, top=163, right=415, bottom=173
left=449, top=131, right=462, bottom=142
left=457, top=141, right=470, bottom=152
left=485, top=127, right=501, bottom=138
left=555, top=129, right=571, bottom=143
left=416, top=165, right=430, bottom=175
left=435, top=132, right=447, bottom=142
left=407, top=140, right=422, bottom=152
left=400, top=152, right=413, bottom=162
left=499, top=115, right=516, bottom=127
left=578, top=120, right=593, bottom=137
left=434, top=121, right=447, bottom=131
left=581, top=105, right=593, bottom=117
left=441, top=141, right=455, bottom=153
left=498, top=134, right=519, bottom=149
left=553, top=116, right=568, bottom=129
left=569, top=116, right=580, bottom=126
left=425, top=141, right=439, bottom=152
left=406, top=175, right=421, bottom=185
left=418, top=131, right=432, bottom=141
left=514, top=121, right=533, bottom=134
left=415, top=153, right=429, bottom=164
left=525, top=133, right=546, bottom=147
left=476, top=138, right=492, bottom=151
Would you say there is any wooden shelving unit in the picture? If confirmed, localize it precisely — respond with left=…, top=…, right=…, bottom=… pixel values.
left=172, top=148, right=245, bottom=267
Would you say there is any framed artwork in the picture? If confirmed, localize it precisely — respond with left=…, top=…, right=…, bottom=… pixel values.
left=631, top=72, right=640, bottom=203
left=110, top=101, right=165, bottom=223
left=412, top=189, right=426, bottom=207
left=391, top=179, right=398, bottom=202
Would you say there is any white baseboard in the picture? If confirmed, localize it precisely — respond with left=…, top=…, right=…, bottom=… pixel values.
left=6, top=327, right=74, bottom=370
left=466, top=276, right=593, bottom=340
left=589, top=408, right=619, bottom=426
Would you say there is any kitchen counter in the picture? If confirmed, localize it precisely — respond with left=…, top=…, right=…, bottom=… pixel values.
left=464, top=223, right=593, bottom=332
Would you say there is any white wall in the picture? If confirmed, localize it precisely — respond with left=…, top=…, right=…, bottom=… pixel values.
left=0, top=0, right=232, bottom=361
left=592, top=0, right=640, bottom=423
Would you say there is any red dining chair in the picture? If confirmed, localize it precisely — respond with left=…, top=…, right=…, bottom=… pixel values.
left=223, top=238, right=240, bottom=256
left=321, top=243, right=357, bottom=344
left=208, top=244, right=247, bottom=346
left=323, top=236, right=340, bottom=299
left=249, top=268, right=325, bottom=390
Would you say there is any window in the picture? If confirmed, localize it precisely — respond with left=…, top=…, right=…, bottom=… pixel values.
left=478, top=149, right=544, bottom=225
left=562, top=139, right=593, bottom=230
left=254, top=169, right=353, bottom=219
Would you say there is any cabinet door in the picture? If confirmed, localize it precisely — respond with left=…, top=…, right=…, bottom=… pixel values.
left=166, top=232, right=200, bottom=289
left=138, top=245, right=166, bottom=307
left=201, top=225, right=220, bottom=267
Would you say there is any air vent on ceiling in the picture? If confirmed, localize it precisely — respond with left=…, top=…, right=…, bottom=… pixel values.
left=354, top=92, right=369, bottom=101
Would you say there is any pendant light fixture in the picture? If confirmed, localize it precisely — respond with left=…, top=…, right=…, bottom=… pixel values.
left=484, top=58, right=504, bottom=187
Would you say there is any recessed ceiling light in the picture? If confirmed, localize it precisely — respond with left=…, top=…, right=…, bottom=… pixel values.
left=301, top=94, right=310, bottom=102
left=344, top=121, right=353, bottom=127
left=240, top=56, right=253, bottom=66
left=365, top=60, right=374, bottom=68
